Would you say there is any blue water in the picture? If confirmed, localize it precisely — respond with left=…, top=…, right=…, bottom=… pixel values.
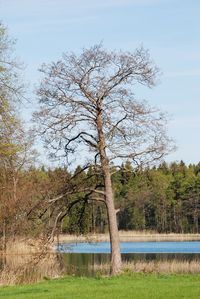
left=58, top=241, right=200, bottom=254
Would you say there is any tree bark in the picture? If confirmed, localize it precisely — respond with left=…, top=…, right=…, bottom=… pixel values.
left=96, top=109, right=122, bottom=275
left=104, top=165, right=122, bottom=274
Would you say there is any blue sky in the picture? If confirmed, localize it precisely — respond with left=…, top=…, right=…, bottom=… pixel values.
left=1, top=0, right=200, bottom=165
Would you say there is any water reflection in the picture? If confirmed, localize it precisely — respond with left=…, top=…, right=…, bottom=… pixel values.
left=60, top=252, right=200, bottom=276
left=1, top=242, right=200, bottom=282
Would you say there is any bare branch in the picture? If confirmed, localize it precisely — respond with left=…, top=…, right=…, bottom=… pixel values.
left=48, top=211, right=62, bottom=242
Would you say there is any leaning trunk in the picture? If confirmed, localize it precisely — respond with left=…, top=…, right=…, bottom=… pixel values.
left=104, top=165, right=122, bottom=274
left=96, top=110, right=122, bottom=275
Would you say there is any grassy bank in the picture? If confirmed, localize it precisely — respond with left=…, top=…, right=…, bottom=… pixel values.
left=0, top=274, right=200, bottom=299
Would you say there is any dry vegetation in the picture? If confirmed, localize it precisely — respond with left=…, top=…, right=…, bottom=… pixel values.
left=1, top=256, right=200, bottom=286
left=0, top=238, right=44, bottom=255
left=0, top=253, right=64, bottom=285
left=57, top=231, right=200, bottom=243
left=94, top=259, right=200, bottom=275
left=0, top=238, right=63, bottom=285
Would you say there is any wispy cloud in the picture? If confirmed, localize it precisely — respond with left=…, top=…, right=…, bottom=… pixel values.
left=0, top=0, right=175, bottom=34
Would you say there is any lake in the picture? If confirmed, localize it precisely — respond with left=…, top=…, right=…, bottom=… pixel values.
left=56, top=241, right=200, bottom=275
left=57, top=241, right=200, bottom=254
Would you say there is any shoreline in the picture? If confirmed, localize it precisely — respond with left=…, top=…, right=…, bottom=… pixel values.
left=56, top=231, right=200, bottom=244
left=1, top=232, right=200, bottom=255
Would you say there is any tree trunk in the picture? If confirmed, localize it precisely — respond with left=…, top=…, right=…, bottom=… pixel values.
left=13, top=175, right=18, bottom=202
left=104, top=164, right=122, bottom=274
left=96, top=110, right=122, bottom=275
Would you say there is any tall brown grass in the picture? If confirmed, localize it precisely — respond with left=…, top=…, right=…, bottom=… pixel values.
left=93, top=260, right=200, bottom=275
left=58, top=231, right=200, bottom=243
left=0, top=253, right=64, bottom=285
left=0, top=237, right=63, bottom=285
left=0, top=237, right=47, bottom=255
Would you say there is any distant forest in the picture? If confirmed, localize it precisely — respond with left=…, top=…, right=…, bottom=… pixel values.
left=1, top=161, right=200, bottom=243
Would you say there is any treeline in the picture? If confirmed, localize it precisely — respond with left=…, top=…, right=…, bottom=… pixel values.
left=115, top=161, right=200, bottom=233
left=62, top=161, right=200, bottom=234
left=1, top=161, right=200, bottom=245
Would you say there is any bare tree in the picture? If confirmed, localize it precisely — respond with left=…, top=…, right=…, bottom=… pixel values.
left=34, top=44, right=173, bottom=274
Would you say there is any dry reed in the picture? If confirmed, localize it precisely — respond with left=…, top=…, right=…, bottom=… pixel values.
left=57, top=231, right=200, bottom=243
left=0, top=253, right=64, bottom=285
left=0, top=237, right=63, bottom=285
left=0, top=237, right=45, bottom=255
left=93, top=259, right=200, bottom=275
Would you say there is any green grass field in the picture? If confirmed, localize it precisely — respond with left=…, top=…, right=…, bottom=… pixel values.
left=0, top=274, right=200, bottom=299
